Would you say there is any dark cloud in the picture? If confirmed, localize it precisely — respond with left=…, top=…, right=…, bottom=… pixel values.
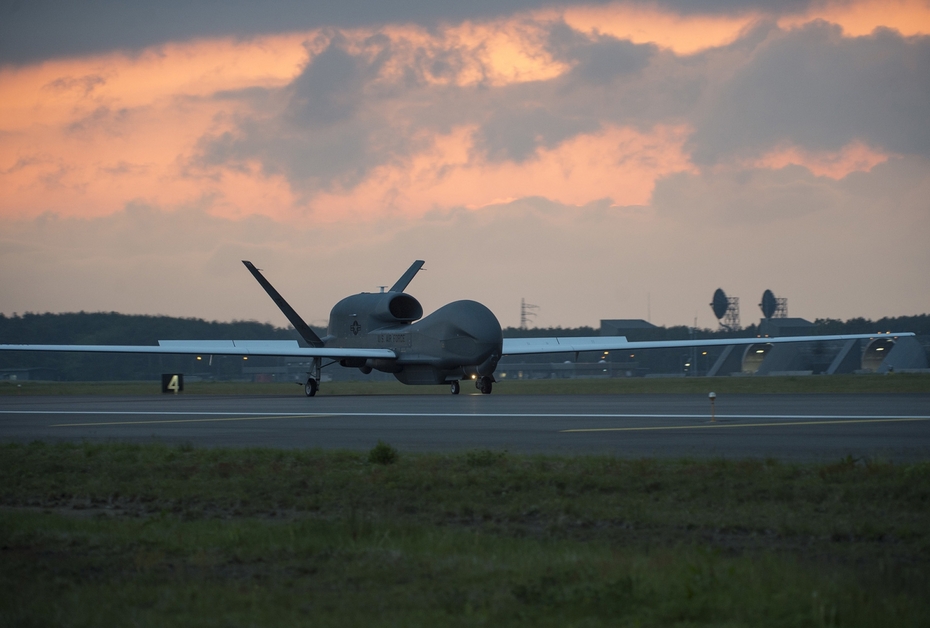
left=547, top=21, right=655, bottom=81
left=42, top=73, right=107, bottom=95
left=0, top=0, right=820, bottom=65
left=473, top=24, right=658, bottom=162
left=199, top=21, right=665, bottom=179
left=183, top=12, right=930, bottom=197
left=197, top=115, right=383, bottom=191
left=690, top=23, right=930, bottom=163
left=195, top=18, right=670, bottom=182
left=287, top=36, right=384, bottom=127
left=655, top=0, right=812, bottom=15
left=194, top=36, right=410, bottom=191
left=65, top=106, right=133, bottom=137
left=474, top=106, right=600, bottom=162
left=0, top=0, right=564, bottom=64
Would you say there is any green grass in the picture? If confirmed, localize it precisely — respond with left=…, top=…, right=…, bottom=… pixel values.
left=2, top=372, right=929, bottom=396
left=2, top=442, right=929, bottom=626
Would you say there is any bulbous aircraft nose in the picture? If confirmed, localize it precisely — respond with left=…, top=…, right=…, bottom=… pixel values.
left=428, top=300, right=503, bottom=370
left=456, top=301, right=503, bottom=375
left=457, top=300, right=503, bottom=349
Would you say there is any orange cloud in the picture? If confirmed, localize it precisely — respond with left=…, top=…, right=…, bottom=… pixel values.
left=0, top=34, right=308, bottom=129
left=306, top=124, right=696, bottom=221
left=748, top=141, right=889, bottom=179
left=0, top=33, right=311, bottom=220
left=369, top=20, right=569, bottom=87
left=550, top=2, right=761, bottom=55
left=779, top=0, right=930, bottom=37
left=554, top=0, right=930, bottom=56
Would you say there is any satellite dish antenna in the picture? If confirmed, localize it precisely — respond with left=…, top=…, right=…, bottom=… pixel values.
left=711, top=288, right=729, bottom=320
left=760, top=289, right=777, bottom=319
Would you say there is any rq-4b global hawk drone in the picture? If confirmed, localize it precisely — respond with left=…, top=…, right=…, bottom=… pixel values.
left=0, top=260, right=912, bottom=396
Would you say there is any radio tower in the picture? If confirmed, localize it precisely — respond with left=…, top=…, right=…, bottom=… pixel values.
left=520, top=298, right=539, bottom=330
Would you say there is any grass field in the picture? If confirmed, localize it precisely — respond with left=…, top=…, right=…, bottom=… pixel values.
left=2, top=372, right=930, bottom=396
left=2, top=442, right=929, bottom=626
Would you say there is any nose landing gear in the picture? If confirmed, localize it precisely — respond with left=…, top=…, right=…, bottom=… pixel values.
left=450, top=380, right=460, bottom=395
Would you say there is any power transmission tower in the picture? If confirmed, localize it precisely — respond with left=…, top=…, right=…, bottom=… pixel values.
left=520, top=298, right=539, bottom=330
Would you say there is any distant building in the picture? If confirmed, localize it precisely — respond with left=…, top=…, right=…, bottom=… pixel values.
left=600, top=319, right=658, bottom=339
left=758, top=317, right=816, bottom=338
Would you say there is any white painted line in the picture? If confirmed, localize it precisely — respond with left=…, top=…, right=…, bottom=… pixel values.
left=51, top=415, right=329, bottom=427
left=562, top=417, right=930, bottom=432
left=0, top=408, right=926, bottom=428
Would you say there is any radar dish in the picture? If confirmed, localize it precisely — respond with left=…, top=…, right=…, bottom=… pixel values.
left=711, top=288, right=729, bottom=320
left=760, top=289, right=777, bottom=319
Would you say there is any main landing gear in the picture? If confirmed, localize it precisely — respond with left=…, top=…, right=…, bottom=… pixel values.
left=449, top=377, right=493, bottom=395
left=304, top=357, right=322, bottom=397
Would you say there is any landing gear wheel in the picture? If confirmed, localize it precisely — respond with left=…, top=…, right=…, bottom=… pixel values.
left=304, top=378, right=318, bottom=397
left=450, top=381, right=460, bottom=395
left=478, top=376, right=493, bottom=395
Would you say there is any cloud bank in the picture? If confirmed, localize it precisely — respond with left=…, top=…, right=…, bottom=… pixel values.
left=1, top=0, right=928, bottom=326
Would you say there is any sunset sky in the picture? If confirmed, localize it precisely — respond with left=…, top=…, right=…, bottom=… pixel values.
left=2, top=0, right=929, bottom=330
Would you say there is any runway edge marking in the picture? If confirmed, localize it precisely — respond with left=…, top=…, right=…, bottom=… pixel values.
left=562, top=417, right=930, bottom=433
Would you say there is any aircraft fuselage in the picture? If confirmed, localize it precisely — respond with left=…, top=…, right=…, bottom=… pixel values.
left=327, top=292, right=502, bottom=385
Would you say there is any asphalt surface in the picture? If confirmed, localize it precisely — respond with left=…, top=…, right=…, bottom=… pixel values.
left=1, top=393, right=929, bottom=461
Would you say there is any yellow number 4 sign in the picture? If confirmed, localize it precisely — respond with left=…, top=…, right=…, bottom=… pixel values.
left=161, top=373, right=184, bottom=394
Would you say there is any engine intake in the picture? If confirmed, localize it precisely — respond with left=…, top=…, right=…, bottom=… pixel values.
left=373, top=293, right=423, bottom=322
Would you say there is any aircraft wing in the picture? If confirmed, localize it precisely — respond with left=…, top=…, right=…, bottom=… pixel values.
left=502, top=333, right=914, bottom=356
left=0, top=340, right=396, bottom=360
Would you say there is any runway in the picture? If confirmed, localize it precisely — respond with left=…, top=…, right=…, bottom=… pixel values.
left=1, top=393, right=929, bottom=461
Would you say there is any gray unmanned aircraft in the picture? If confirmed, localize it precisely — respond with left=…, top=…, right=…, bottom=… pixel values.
left=0, top=260, right=914, bottom=395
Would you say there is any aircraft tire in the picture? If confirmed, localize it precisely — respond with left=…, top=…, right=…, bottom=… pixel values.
left=450, top=381, right=460, bottom=395
left=305, top=378, right=318, bottom=397
left=479, top=376, right=492, bottom=394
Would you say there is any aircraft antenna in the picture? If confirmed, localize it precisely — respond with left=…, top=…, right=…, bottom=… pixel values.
left=520, top=298, right=539, bottom=330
